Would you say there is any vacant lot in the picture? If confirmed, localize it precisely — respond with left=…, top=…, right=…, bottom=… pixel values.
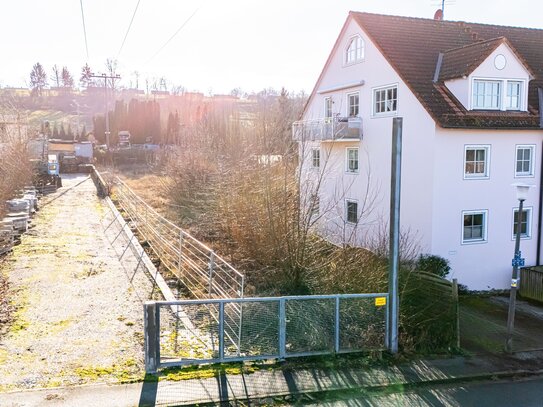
left=0, top=174, right=155, bottom=391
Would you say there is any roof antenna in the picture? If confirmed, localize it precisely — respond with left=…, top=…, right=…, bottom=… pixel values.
left=432, top=0, right=456, bottom=20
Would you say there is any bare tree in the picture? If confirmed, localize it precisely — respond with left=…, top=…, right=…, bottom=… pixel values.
left=105, top=58, right=119, bottom=90
left=51, top=65, right=61, bottom=88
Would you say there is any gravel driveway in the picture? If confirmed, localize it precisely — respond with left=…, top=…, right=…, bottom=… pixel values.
left=0, top=174, right=156, bottom=391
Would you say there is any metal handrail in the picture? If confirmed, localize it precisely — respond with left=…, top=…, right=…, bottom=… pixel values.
left=112, top=178, right=245, bottom=299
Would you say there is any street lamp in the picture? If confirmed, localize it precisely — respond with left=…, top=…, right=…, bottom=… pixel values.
left=505, top=183, right=531, bottom=353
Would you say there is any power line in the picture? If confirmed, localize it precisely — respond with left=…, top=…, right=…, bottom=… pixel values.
left=118, top=0, right=142, bottom=58
left=79, top=0, right=89, bottom=59
left=145, top=8, right=199, bottom=65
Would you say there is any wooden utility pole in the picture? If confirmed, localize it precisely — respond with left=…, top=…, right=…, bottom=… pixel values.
left=90, top=73, right=121, bottom=149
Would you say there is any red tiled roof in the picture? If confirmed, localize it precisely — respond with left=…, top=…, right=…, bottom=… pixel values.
left=350, top=12, right=543, bottom=129
left=439, top=38, right=504, bottom=81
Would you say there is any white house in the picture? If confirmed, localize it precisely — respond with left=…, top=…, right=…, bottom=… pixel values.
left=293, top=11, right=543, bottom=290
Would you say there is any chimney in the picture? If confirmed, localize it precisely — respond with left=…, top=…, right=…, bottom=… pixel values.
left=434, top=9, right=443, bottom=20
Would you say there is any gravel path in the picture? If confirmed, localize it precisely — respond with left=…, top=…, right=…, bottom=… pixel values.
left=0, top=174, right=156, bottom=391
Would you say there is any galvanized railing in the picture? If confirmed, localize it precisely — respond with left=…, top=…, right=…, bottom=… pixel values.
left=112, top=179, right=245, bottom=301
left=292, top=116, right=363, bottom=142
left=144, top=293, right=389, bottom=372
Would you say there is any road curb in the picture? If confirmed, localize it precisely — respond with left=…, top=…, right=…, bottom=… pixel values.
left=182, top=368, right=543, bottom=406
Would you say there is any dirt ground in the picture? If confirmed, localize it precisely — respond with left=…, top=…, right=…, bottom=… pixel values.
left=0, top=174, right=156, bottom=391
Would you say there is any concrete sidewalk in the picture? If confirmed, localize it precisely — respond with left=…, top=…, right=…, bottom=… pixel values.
left=2, top=352, right=543, bottom=406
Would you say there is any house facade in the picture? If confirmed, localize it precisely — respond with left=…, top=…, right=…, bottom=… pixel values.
left=294, top=12, right=543, bottom=290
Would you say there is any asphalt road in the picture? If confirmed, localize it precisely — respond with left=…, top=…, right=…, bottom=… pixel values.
left=312, top=375, right=543, bottom=406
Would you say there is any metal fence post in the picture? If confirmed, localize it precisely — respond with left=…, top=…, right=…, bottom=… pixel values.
left=144, top=301, right=160, bottom=373
left=385, top=295, right=390, bottom=350
left=208, top=251, right=215, bottom=297
left=452, top=278, right=460, bottom=349
left=219, top=302, right=225, bottom=362
left=178, top=231, right=184, bottom=278
left=388, top=117, right=403, bottom=354
left=279, top=298, right=286, bottom=360
left=334, top=296, right=340, bottom=353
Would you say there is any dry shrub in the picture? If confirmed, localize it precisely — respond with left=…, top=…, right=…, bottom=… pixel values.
left=0, top=131, right=33, bottom=217
left=161, top=92, right=457, bottom=352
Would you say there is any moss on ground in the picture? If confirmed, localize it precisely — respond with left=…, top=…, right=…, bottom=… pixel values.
left=8, top=288, right=29, bottom=334
left=154, top=363, right=259, bottom=382
left=75, top=358, right=143, bottom=384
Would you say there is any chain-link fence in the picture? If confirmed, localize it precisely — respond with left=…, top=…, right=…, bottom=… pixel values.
left=144, top=293, right=389, bottom=372
left=112, top=178, right=244, bottom=300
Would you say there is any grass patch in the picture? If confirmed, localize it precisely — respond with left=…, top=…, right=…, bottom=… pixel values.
left=153, top=363, right=260, bottom=382
left=75, top=359, right=144, bottom=384
left=8, top=289, right=29, bottom=334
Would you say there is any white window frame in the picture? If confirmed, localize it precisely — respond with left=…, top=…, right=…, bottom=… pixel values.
left=514, top=144, right=535, bottom=178
left=344, top=35, right=364, bottom=65
left=506, top=81, right=522, bottom=111
left=462, top=210, right=488, bottom=245
left=472, top=79, right=501, bottom=110
left=470, top=77, right=527, bottom=111
left=372, top=84, right=398, bottom=117
left=512, top=206, right=532, bottom=240
left=345, top=199, right=359, bottom=224
left=346, top=147, right=359, bottom=173
left=324, top=97, right=333, bottom=122
left=311, top=148, right=320, bottom=169
left=464, top=145, right=490, bottom=180
left=347, top=92, right=360, bottom=118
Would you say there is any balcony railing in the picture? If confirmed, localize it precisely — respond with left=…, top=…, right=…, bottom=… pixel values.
left=292, top=116, right=363, bottom=142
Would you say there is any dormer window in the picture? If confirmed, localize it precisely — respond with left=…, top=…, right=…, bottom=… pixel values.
left=471, top=78, right=525, bottom=111
left=473, top=80, right=501, bottom=110
left=506, top=81, right=522, bottom=110
left=345, top=35, right=364, bottom=64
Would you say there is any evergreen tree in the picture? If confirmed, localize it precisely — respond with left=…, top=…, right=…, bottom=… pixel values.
left=80, top=63, right=93, bottom=88
left=66, top=123, right=73, bottom=140
left=52, top=122, right=59, bottom=138
left=80, top=124, right=87, bottom=141
left=29, top=62, right=47, bottom=96
left=59, top=124, right=66, bottom=140
left=61, top=67, right=74, bottom=88
left=93, top=115, right=106, bottom=144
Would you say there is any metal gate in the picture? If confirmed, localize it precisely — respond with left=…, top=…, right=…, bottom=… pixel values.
left=144, top=293, right=389, bottom=372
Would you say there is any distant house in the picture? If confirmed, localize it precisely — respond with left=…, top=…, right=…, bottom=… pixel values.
left=294, top=12, right=543, bottom=290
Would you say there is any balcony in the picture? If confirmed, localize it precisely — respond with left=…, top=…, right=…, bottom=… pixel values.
left=292, top=116, right=363, bottom=142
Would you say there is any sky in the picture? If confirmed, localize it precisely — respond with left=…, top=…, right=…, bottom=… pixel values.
left=1, top=0, right=542, bottom=95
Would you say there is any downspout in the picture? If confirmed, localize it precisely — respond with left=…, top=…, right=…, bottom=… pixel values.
left=536, top=88, right=543, bottom=265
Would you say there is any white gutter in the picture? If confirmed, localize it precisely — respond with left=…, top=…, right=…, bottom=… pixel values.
left=317, top=80, right=365, bottom=94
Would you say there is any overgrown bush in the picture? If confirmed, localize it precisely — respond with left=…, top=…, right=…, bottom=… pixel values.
left=416, top=254, right=451, bottom=278
left=161, top=90, right=458, bottom=353
left=0, top=129, right=33, bottom=218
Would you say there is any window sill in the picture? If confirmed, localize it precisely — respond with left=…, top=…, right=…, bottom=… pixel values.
left=511, top=235, right=531, bottom=241
left=343, top=59, right=365, bottom=68
left=514, top=173, right=534, bottom=178
left=371, top=111, right=398, bottom=119
left=461, top=239, right=488, bottom=245
left=463, top=175, right=490, bottom=180
left=345, top=171, right=359, bottom=175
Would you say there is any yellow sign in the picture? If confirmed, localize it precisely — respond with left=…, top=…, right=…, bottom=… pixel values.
left=375, top=297, right=387, bottom=307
